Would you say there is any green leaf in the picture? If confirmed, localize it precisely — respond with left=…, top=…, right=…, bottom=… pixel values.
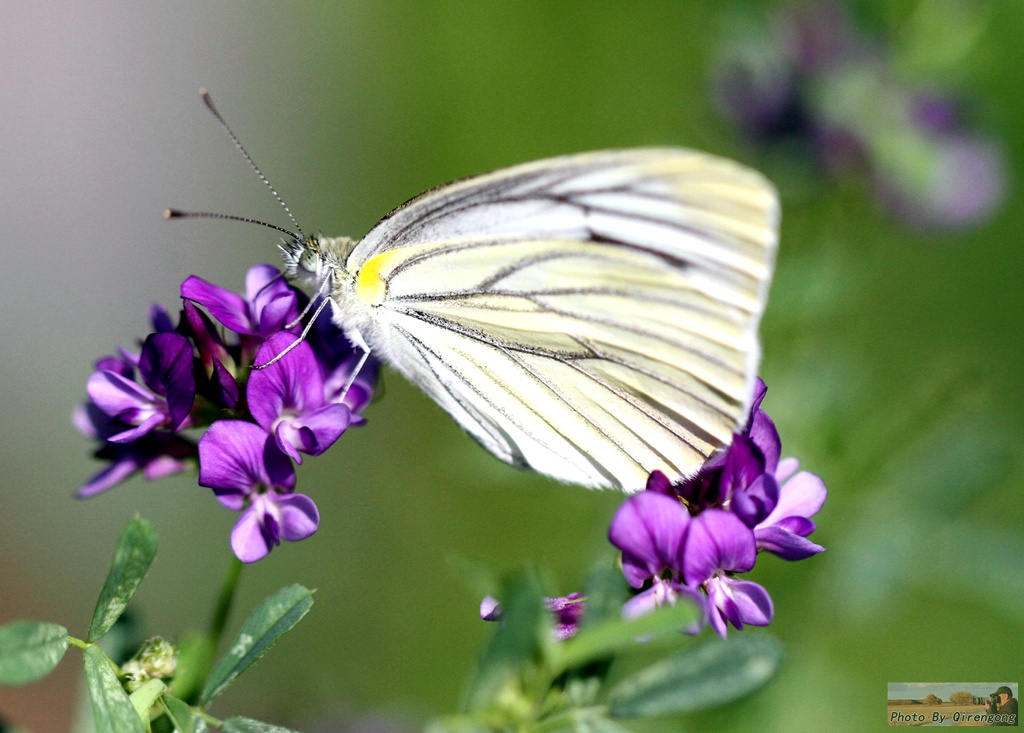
left=569, top=710, right=635, bottom=733
left=161, top=693, right=194, bottom=733
left=555, top=598, right=701, bottom=673
left=129, top=678, right=166, bottom=718
left=608, top=634, right=784, bottom=718
left=83, top=645, right=146, bottom=733
left=0, top=620, right=69, bottom=686
left=577, top=566, right=629, bottom=630
left=199, top=585, right=313, bottom=705
left=88, top=517, right=158, bottom=642
left=222, top=717, right=303, bottom=733
left=459, top=574, right=545, bottom=713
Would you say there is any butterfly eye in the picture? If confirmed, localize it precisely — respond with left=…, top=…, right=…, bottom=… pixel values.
left=299, top=249, right=318, bottom=273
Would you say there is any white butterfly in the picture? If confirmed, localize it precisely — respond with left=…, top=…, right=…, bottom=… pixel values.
left=179, top=93, right=778, bottom=492
left=279, top=148, right=779, bottom=492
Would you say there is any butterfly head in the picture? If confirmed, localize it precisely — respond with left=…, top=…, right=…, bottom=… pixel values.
left=280, top=233, right=327, bottom=289
left=280, top=232, right=357, bottom=291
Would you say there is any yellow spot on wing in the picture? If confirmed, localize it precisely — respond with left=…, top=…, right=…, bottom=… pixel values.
left=356, top=250, right=400, bottom=305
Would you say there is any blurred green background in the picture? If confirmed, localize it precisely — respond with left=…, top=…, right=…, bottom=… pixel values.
left=1, top=2, right=1021, bottom=731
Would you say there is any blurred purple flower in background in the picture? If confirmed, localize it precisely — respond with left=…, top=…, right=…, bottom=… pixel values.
left=711, top=0, right=1005, bottom=230
left=76, top=264, right=378, bottom=561
left=479, top=592, right=589, bottom=641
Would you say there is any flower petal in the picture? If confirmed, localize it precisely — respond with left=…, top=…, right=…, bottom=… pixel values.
left=759, top=470, right=827, bottom=528
left=149, top=303, right=176, bottom=333
left=706, top=576, right=773, bottom=637
left=87, top=370, right=156, bottom=421
left=198, top=421, right=295, bottom=503
left=142, top=454, right=191, bottom=482
left=683, top=509, right=757, bottom=586
left=730, top=472, right=779, bottom=528
left=276, top=493, right=320, bottom=541
left=248, top=334, right=326, bottom=431
left=183, top=300, right=234, bottom=374
left=719, top=435, right=766, bottom=503
left=727, top=579, right=774, bottom=627
left=480, top=596, right=503, bottom=621
left=622, top=586, right=661, bottom=621
left=644, top=470, right=674, bottom=495
left=274, top=404, right=351, bottom=462
left=775, top=515, right=816, bottom=536
left=181, top=275, right=253, bottom=334
left=748, top=377, right=767, bottom=415
left=748, top=409, right=781, bottom=474
left=608, top=491, right=691, bottom=587
left=775, top=456, right=800, bottom=483
left=107, top=413, right=167, bottom=443
left=139, top=332, right=195, bottom=430
left=755, top=525, right=826, bottom=560
left=77, top=458, right=140, bottom=498
left=246, top=264, right=301, bottom=336
left=211, top=358, right=240, bottom=409
left=230, top=506, right=274, bottom=563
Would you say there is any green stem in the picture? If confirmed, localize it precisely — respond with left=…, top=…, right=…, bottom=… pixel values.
left=209, top=555, right=244, bottom=645
left=177, top=555, right=244, bottom=704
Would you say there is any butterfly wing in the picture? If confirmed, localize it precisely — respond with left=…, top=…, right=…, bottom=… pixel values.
left=349, top=149, right=778, bottom=491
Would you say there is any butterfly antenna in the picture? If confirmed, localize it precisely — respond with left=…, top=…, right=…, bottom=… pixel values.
left=198, top=88, right=306, bottom=241
left=163, top=208, right=297, bottom=237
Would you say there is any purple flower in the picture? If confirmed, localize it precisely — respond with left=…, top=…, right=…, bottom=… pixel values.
left=85, top=332, right=195, bottom=443
left=149, top=303, right=176, bottom=334
left=479, top=592, right=589, bottom=641
left=479, top=596, right=503, bottom=622
left=608, top=377, right=825, bottom=637
left=609, top=491, right=691, bottom=588
left=74, top=404, right=196, bottom=497
left=198, top=420, right=319, bottom=562
left=711, top=0, right=1005, bottom=230
left=608, top=491, right=707, bottom=634
left=546, top=593, right=586, bottom=641
left=873, top=132, right=1006, bottom=230
left=181, top=264, right=302, bottom=341
left=182, top=300, right=239, bottom=409
left=683, top=509, right=773, bottom=636
left=668, top=379, right=781, bottom=521
left=77, top=264, right=375, bottom=559
left=248, top=333, right=352, bottom=464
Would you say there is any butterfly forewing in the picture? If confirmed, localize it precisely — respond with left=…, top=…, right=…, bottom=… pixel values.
left=347, top=149, right=778, bottom=491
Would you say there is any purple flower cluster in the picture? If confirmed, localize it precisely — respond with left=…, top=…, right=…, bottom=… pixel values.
left=479, top=380, right=825, bottom=641
left=76, top=265, right=376, bottom=562
left=608, top=379, right=826, bottom=637
left=711, top=0, right=1005, bottom=229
